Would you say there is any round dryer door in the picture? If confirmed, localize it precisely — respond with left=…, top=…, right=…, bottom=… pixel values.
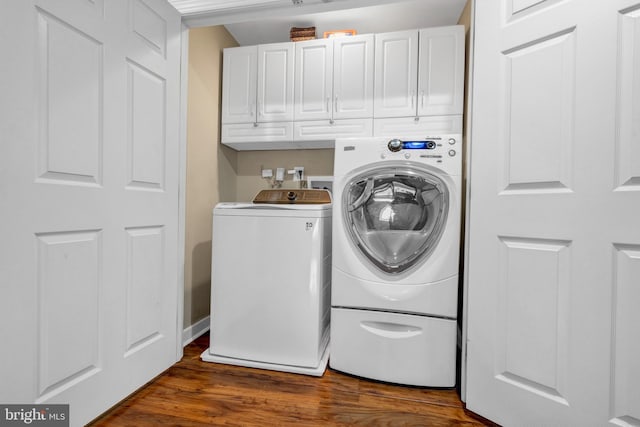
left=343, top=165, right=449, bottom=274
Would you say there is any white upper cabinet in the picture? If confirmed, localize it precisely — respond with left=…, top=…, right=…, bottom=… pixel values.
left=374, top=30, right=419, bottom=118
left=333, top=34, right=375, bottom=119
left=257, top=42, right=295, bottom=122
left=221, top=42, right=294, bottom=124
left=374, top=25, right=464, bottom=119
left=220, top=25, right=464, bottom=149
left=221, top=46, right=257, bottom=124
left=294, top=39, right=334, bottom=121
left=418, top=26, right=464, bottom=116
left=295, top=34, right=374, bottom=121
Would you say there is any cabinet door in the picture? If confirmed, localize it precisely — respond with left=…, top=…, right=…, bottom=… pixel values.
left=221, top=46, right=257, bottom=124
left=418, top=26, right=464, bottom=116
left=334, top=34, right=374, bottom=119
left=257, top=42, right=294, bottom=122
left=374, top=30, right=418, bottom=118
left=294, top=39, right=333, bottom=121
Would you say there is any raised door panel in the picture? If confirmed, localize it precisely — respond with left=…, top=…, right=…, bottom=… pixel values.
left=294, top=39, right=333, bottom=121
left=124, top=226, right=164, bottom=356
left=374, top=30, right=418, bottom=118
left=418, top=26, right=465, bottom=116
left=36, top=10, right=104, bottom=187
left=333, top=34, right=374, bottom=119
left=499, top=28, right=576, bottom=194
left=495, top=237, right=571, bottom=405
left=257, top=42, right=294, bottom=122
left=130, top=0, right=166, bottom=58
left=36, top=230, right=101, bottom=402
left=610, top=244, right=640, bottom=426
left=126, top=59, right=166, bottom=191
left=221, top=46, right=257, bottom=124
left=615, top=7, right=640, bottom=191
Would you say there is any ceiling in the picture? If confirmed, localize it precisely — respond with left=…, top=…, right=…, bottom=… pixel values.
left=169, top=0, right=467, bottom=46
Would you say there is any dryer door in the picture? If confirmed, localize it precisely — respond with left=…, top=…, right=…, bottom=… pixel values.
left=343, top=166, right=449, bottom=274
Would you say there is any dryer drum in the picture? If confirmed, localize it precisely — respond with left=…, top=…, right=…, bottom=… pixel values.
left=343, top=167, right=449, bottom=274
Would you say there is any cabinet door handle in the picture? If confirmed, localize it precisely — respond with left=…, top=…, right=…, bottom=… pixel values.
left=334, top=95, right=338, bottom=113
left=257, top=101, right=262, bottom=116
left=411, top=90, right=415, bottom=109
left=420, top=90, right=425, bottom=108
left=326, top=96, right=330, bottom=113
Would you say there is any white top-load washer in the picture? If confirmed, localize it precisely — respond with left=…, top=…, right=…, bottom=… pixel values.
left=201, top=189, right=332, bottom=376
left=330, top=135, right=462, bottom=387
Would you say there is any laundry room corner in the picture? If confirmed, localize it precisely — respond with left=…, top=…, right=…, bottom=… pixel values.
left=183, top=25, right=238, bottom=343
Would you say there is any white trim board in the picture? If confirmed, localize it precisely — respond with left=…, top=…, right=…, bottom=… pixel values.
left=183, top=316, right=210, bottom=347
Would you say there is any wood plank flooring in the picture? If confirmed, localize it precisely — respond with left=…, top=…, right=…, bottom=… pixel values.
left=90, top=333, right=493, bottom=426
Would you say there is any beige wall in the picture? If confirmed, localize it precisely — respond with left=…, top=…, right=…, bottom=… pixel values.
left=458, top=0, right=472, bottom=135
left=458, top=0, right=472, bottom=146
left=236, top=149, right=334, bottom=201
left=184, top=26, right=238, bottom=327
left=184, top=28, right=335, bottom=328
left=458, top=0, right=472, bottom=31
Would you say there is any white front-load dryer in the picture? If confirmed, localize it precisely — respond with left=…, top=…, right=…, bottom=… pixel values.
left=330, top=136, right=462, bottom=387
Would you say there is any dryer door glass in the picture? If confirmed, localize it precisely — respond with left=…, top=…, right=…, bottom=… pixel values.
left=343, top=166, right=449, bottom=274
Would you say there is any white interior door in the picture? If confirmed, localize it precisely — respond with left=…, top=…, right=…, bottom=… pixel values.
left=465, top=0, right=640, bottom=425
left=0, top=1, right=182, bottom=425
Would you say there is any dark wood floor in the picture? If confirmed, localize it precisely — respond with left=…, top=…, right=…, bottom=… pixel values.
left=90, top=333, right=492, bottom=426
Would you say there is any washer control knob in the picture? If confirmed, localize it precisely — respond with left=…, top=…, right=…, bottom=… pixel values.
left=448, top=149, right=456, bottom=157
left=380, top=153, right=386, bottom=159
left=448, top=138, right=456, bottom=145
left=387, top=139, right=403, bottom=152
left=287, top=191, right=297, bottom=201
left=405, top=153, right=411, bottom=159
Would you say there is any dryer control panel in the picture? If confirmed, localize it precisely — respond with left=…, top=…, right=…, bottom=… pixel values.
left=334, top=135, right=462, bottom=177
left=381, top=137, right=460, bottom=167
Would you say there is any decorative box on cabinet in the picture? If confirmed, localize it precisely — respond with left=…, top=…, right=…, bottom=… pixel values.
left=374, top=25, right=464, bottom=119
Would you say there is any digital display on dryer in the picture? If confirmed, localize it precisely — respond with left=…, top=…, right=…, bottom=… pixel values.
left=402, top=141, right=437, bottom=150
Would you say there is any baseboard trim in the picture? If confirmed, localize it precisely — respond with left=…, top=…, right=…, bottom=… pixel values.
left=182, top=316, right=210, bottom=347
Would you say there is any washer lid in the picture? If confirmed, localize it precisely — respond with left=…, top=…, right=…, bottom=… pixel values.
left=213, top=202, right=331, bottom=218
left=253, top=189, right=332, bottom=205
